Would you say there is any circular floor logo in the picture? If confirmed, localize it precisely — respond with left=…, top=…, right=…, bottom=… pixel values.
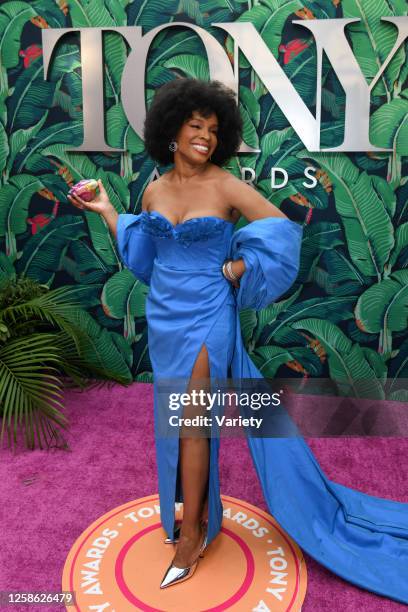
left=62, top=494, right=307, bottom=611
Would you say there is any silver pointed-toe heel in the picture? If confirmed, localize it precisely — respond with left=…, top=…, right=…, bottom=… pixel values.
left=159, top=558, right=200, bottom=589
left=160, top=526, right=208, bottom=589
left=164, top=523, right=181, bottom=544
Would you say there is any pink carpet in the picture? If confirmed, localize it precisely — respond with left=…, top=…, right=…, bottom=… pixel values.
left=0, top=382, right=407, bottom=611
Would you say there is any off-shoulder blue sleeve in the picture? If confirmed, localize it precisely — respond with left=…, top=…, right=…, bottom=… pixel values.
left=228, top=217, right=303, bottom=310
left=116, top=213, right=156, bottom=286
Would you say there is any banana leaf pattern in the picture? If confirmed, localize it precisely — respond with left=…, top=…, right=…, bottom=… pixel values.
left=0, top=0, right=406, bottom=400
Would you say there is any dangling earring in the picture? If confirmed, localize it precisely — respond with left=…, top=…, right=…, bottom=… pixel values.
left=169, top=141, right=178, bottom=152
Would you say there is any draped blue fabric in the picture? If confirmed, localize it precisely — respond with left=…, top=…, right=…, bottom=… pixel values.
left=116, top=211, right=408, bottom=604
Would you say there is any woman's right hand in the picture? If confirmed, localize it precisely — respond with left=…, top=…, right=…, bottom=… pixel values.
left=67, top=179, right=114, bottom=215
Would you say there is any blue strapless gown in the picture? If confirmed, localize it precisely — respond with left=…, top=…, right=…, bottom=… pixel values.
left=117, top=210, right=408, bottom=605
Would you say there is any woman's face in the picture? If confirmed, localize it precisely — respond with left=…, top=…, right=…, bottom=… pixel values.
left=175, top=110, right=218, bottom=164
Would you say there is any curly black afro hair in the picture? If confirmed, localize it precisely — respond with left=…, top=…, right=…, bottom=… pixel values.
left=143, top=78, right=243, bottom=166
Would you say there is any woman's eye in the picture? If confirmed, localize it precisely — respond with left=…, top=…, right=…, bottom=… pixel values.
left=189, top=123, right=217, bottom=133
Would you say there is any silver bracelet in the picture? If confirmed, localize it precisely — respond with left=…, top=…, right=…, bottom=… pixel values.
left=222, top=262, right=230, bottom=280
left=222, top=260, right=238, bottom=282
left=227, top=260, right=239, bottom=281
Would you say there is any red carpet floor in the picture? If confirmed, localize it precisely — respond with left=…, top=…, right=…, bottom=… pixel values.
left=0, top=382, right=407, bottom=611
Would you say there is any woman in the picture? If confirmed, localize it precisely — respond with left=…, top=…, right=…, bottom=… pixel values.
left=68, top=78, right=408, bottom=602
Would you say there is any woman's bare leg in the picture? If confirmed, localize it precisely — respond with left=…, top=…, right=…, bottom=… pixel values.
left=172, top=343, right=210, bottom=567
left=201, top=491, right=209, bottom=522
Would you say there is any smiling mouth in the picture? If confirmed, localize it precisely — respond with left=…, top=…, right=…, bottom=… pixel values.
left=192, top=144, right=209, bottom=154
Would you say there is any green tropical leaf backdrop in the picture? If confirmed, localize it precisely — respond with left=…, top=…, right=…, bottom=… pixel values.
left=0, top=0, right=406, bottom=399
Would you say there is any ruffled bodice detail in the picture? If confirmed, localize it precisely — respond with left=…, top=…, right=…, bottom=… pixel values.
left=140, top=211, right=228, bottom=248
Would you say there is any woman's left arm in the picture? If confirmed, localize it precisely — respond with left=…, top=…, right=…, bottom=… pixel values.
left=221, top=174, right=287, bottom=285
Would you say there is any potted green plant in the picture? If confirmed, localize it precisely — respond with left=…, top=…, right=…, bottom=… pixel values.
left=0, top=276, right=133, bottom=452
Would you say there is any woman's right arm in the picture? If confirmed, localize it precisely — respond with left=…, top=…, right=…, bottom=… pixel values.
left=101, top=206, right=119, bottom=240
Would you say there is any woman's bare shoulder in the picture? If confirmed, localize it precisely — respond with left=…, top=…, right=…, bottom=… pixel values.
left=211, top=167, right=243, bottom=222
left=142, top=176, right=168, bottom=211
left=212, top=165, right=240, bottom=184
left=209, top=165, right=239, bottom=189
left=142, top=181, right=156, bottom=211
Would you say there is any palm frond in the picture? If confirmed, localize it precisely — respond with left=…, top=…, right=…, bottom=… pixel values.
left=0, top=333, right=69, bottom=450
left=1, top=285, right=92, bottom=355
